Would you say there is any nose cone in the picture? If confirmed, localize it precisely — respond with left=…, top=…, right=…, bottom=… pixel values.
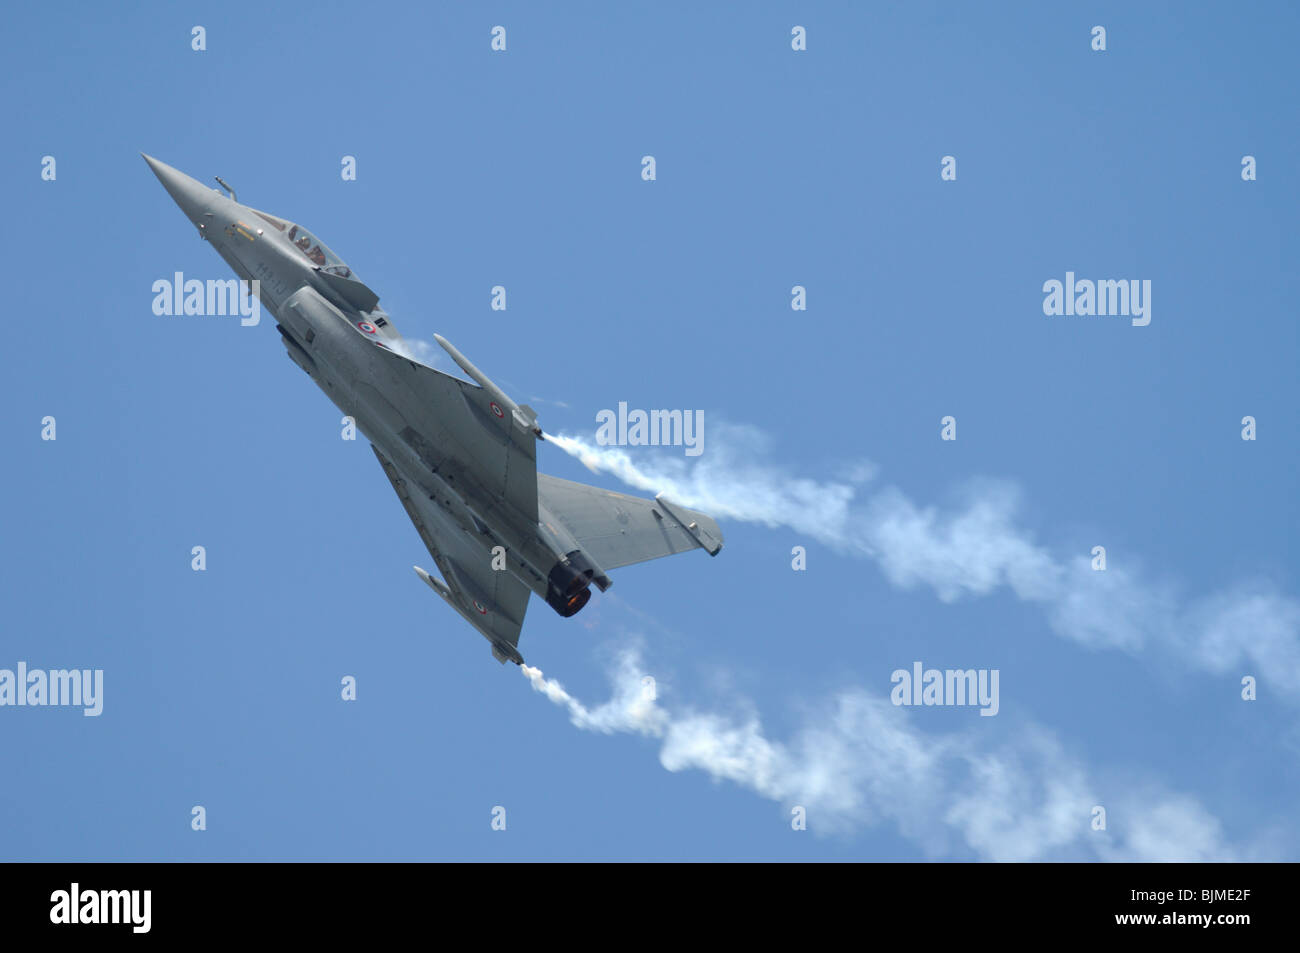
left=141, top=153, right=215, bottom=224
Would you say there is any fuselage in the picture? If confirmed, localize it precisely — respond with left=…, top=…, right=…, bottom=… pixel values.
left=143, top=155, right=586, bottom=611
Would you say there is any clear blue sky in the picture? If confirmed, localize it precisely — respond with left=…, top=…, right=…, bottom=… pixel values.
left=2, top=1, right=1297, bottom=860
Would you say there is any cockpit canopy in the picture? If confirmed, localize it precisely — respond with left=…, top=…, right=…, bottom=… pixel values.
left=251, top=208, right=353, bottom=278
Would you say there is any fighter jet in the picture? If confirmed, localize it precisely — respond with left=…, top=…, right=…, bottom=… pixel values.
left=143, top=155, right=722, bottom=666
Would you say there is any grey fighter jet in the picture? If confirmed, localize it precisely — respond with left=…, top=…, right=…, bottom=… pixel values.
left=143, top=154, right=722, bottom=666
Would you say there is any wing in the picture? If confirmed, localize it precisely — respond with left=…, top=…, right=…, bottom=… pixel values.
left=358, top=340, right=539, bottom=522
left=537, top=473, right=724, bottom=571
left=280, top=289, right=538, bottom=521
left=373, top=446, right=531, bottom=663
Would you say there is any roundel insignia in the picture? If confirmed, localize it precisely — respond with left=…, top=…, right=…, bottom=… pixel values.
left=489, top=402, right=505, bottom=418
left=474, top=600, right=488, bottom=614
left=357, top=322, right=377, bottom=334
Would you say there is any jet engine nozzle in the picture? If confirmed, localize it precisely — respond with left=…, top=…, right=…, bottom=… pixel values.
left=547, top=585, right=592, bottom=618
left=545, top=550, right=600, bottom=617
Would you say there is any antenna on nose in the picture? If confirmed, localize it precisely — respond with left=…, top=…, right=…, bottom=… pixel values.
left=214, top=176, right=237, bottom=202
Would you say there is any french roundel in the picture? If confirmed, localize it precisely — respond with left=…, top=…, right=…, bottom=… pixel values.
left=474, top=600, right=488, bottom=615
left=489, top=402, right=504, bottom=418
left=357, top=322, right=377, bottom=334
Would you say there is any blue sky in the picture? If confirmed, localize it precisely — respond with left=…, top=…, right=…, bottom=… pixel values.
left=2, top=1, right=1297, bottom=860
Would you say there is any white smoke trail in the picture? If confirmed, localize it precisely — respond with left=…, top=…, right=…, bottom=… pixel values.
left=386, top=336, right=443, bottom=367
left=546, top=426, right=1300, bottom=698
left=521, top=644, right=1260, bottom=861
left=521, top=649, right=665, bottom=736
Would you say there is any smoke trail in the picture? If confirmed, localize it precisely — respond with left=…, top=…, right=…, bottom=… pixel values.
left=386, top=336, right=442, bottom=367
left=520, top=644, right=1257, bottom=861
left=546, top=427, right=1300, bottom=698
left=521, top=649, right=665, bottom=736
